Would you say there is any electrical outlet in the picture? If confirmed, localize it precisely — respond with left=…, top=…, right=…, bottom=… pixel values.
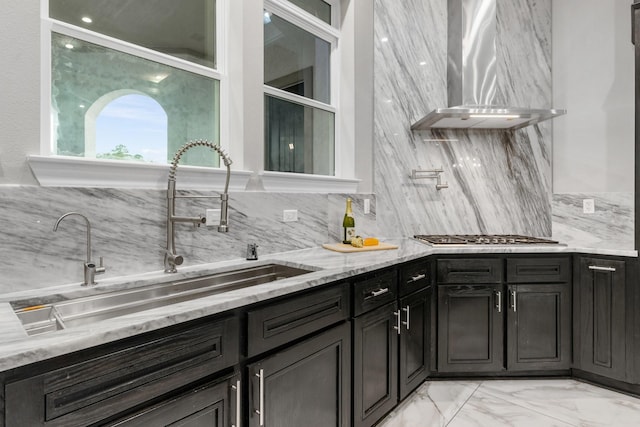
left=583, top=199, right=595, bottom=214
left=206, top=209, right=221, bottom=226
left=283, top=209, right=298, bottom=222
left=364, top=198, right=371, bottom=215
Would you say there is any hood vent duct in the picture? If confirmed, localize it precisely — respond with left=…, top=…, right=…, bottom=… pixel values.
left=411, top=0, right=565, bottom=131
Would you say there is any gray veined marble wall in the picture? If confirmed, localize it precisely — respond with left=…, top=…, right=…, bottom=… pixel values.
left=0, top=187, right=376, bottom=291
left=373, top=0, right=553, bottom=238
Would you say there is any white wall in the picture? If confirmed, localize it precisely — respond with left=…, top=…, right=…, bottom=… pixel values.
left=0, top=1, right=41, bottom=185
left=552, top=0, right=634, bottom=193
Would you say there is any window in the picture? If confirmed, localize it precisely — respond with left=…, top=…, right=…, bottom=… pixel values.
left=45, top=0, right=221, bottom=167
left=263, top=0, right=340, bottom=176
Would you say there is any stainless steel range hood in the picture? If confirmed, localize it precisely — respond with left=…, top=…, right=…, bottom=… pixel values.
left=411, top=0, right=565, bottom=131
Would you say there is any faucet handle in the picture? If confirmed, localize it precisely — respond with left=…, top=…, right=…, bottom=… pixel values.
left=96, top=256, right=106, bottom=274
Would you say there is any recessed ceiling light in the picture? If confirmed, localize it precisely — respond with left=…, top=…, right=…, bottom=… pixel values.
left=81, top=16, right=93, bottom=24
left=381, top=37, right=389, bottom=42
left=65, top=43, right=74, bottom=49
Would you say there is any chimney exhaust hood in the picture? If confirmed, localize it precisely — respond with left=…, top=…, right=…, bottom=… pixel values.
left=411, top=0, right=565, bottom=131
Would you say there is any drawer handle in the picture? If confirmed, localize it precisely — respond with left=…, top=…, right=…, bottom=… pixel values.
left=370, top=287, right=390, bottom=297
left=407, top=273, right=426, bottom=283
left=588, top=265, right=616, bottom=272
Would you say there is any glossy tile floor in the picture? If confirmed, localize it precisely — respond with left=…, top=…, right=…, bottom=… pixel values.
left=378, top=379, right=640, bottom=426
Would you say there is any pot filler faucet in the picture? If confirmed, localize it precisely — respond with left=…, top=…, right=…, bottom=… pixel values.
left=53, top=212, right=106, bottom=286
left=164, top=140, right=232, bottom=273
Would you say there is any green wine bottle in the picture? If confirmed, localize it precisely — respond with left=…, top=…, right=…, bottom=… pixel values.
left=342, top=198, right=355, bottom=244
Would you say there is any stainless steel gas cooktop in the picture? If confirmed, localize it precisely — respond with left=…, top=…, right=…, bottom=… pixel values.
left=413, top=234, right=560, bottom=246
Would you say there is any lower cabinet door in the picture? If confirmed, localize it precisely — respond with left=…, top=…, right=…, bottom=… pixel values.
left=107, top=373, right=241, bottom=427
left=248, top=322, right=351, bottom=427
left=353, top=301, right=399, bottom=427
left=437, top=284, right=504, bottom=372
left=578, top=258, right=627, bottom=381
left=506, top=283, right=571, bottom=371
left=399, top=287, right=430, bottom=399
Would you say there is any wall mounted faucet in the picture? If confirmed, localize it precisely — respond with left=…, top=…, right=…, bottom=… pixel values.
left=53, top=212, right=106, bottom=286
left=165, top=140, right=233, bottom=273
left=410, top=167, right=449, bottom=190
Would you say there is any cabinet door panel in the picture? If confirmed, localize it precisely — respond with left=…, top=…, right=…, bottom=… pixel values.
left=399, top=288, right=430, bottom=399
left=248, top=322, right=350, bottom=427
left=437, top=285, right=503, bottom=372
left=353, top=302, right=398, bottom=427
left=578, top=258, right=626, bottom=381
left=507, top=284, right=571, bottom=371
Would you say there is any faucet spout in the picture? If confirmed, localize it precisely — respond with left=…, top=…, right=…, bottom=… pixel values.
left=53, top=212, right=106, bottom=285
left=165, top=140, right=232, bottom=273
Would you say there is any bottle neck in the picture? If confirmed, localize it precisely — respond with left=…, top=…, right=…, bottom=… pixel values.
left=345, top=199, right=353, bottom=215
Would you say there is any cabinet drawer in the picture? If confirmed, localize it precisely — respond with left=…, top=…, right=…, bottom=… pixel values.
left=247, top=283, right=350, bottom=357
left=506, top=257, right=570, bottom=283
left=5, top=315, right=240, bottom=427
left=437, top=258, right=502, bottom=284
left=353, top=269, right=397, bottom=316
left=399, top=259, right=430, bottom=297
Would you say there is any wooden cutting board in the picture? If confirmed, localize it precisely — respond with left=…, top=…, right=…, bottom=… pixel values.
left=322, top=242, right=399, bottom=253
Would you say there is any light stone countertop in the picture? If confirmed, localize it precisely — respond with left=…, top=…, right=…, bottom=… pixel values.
left=0, top=240, right=635, bottom=373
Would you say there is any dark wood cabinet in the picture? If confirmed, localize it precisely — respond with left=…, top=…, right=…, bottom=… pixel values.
left=506, top=283, right=571, bottom=371
left=4, top=315, right=239, bottom=427
left=247, top=321, right=351, bottom=427
left=437, top=284, right=504, bottom=372
left=353, top=301, right=398, bottom=427
left=106, top=372, right=240, bottom=427
left=398, top=286, right=431, bottom=399
left=436, top=256, right=571, bottom=374
left=576, top=257, right=627, bottom=381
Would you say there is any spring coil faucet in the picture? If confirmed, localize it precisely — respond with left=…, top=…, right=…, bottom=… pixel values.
left=165, top=140, right=232, bottom=273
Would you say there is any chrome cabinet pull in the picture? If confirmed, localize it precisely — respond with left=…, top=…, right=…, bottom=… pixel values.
left=496, top=291, right=502, bottom=313
left=255, top=369, right=264, bottom=426
left=402, top=305, right=410, bottom=330
left=393, top=310, right=401, bottom=335
left=588, top=265, right=616, bottom=272
left=510, top=290, right=517, bottom=312
left=408, top=273, right=426, bottom=283
left=231, top=380, right=241, bottom=427
left=371, top=287, right=389, bottom=297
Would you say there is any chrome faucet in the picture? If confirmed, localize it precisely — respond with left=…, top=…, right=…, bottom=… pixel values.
left=165, top=140, right=232, bottom=273
left=53, top=212, right=106, bottom=286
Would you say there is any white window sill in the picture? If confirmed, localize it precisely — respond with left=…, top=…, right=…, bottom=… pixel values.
left=28, top=155, right=253, bottom=191
left=258, top=171, right=360, bottom=193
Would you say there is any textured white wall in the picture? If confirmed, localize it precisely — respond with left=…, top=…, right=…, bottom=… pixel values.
left=0, top=1, right=41, bottom=184
left=552, top=0, right=634, bottom=193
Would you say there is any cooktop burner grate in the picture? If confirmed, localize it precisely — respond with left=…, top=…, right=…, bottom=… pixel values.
left=413, top=234, right=560, bottom=245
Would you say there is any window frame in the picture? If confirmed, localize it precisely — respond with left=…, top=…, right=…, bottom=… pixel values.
left=33, top=0, right=250, bottom=190
left=263, top=0, right=342, bottom=177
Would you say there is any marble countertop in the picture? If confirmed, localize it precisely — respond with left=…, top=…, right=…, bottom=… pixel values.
left=0, top=240, right=635, bottom=373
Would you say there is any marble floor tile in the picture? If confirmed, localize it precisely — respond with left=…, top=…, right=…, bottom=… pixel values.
left=378, top=379, right=640, bottom=427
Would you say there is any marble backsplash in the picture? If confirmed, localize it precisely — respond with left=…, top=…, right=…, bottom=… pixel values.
left=0, top=187, right=377, bottom=292
left=373, top=0, right=553, bottom=238
left=552, top=193, right=634, bottom=250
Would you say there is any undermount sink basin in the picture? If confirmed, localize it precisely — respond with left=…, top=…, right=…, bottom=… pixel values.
left=14, top=263, right=314, bottom=336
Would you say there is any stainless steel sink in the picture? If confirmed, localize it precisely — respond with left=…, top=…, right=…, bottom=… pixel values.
left=14, top=263, right=314, bottom=336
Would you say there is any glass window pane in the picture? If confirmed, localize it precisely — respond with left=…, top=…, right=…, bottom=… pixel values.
left=265, top=95, right=334, bottom=176
left=50, top=0, right=216, bottom=68
left=264, top=12, right=331, bottom=104
left=288, top=0, right=331, bottom=24
left=51, top=33, right=220, bottom=167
